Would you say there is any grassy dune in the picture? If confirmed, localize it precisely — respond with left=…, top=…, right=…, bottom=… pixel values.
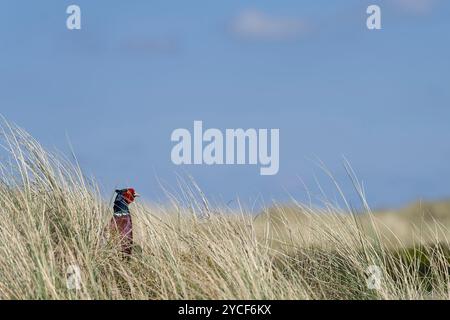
left=0, top=119, right=449, bottom=299
left=255, top=200, right=450, bottom=249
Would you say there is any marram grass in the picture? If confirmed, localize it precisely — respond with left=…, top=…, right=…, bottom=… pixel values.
left=0, top=118, right=448, bottom=300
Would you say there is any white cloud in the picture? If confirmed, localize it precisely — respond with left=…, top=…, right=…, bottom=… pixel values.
left=230, top=9, right=309, bottom=41
left=392, top=0, right=438, bottom=14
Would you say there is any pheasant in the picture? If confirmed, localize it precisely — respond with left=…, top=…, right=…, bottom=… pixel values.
left=110, top=188, right=139, bottom=257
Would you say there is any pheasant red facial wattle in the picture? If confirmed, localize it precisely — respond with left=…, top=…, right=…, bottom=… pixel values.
left=123, top=188, right=137, bottom=204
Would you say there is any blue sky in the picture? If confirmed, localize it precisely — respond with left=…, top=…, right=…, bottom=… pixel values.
left=0, top=0, right=449, bottom=210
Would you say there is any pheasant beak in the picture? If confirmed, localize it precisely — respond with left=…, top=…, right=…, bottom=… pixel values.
left=134, top=193, right=140, bottom=198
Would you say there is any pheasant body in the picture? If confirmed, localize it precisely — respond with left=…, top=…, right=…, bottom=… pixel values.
left=110, top=188, right=138, bottom=257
